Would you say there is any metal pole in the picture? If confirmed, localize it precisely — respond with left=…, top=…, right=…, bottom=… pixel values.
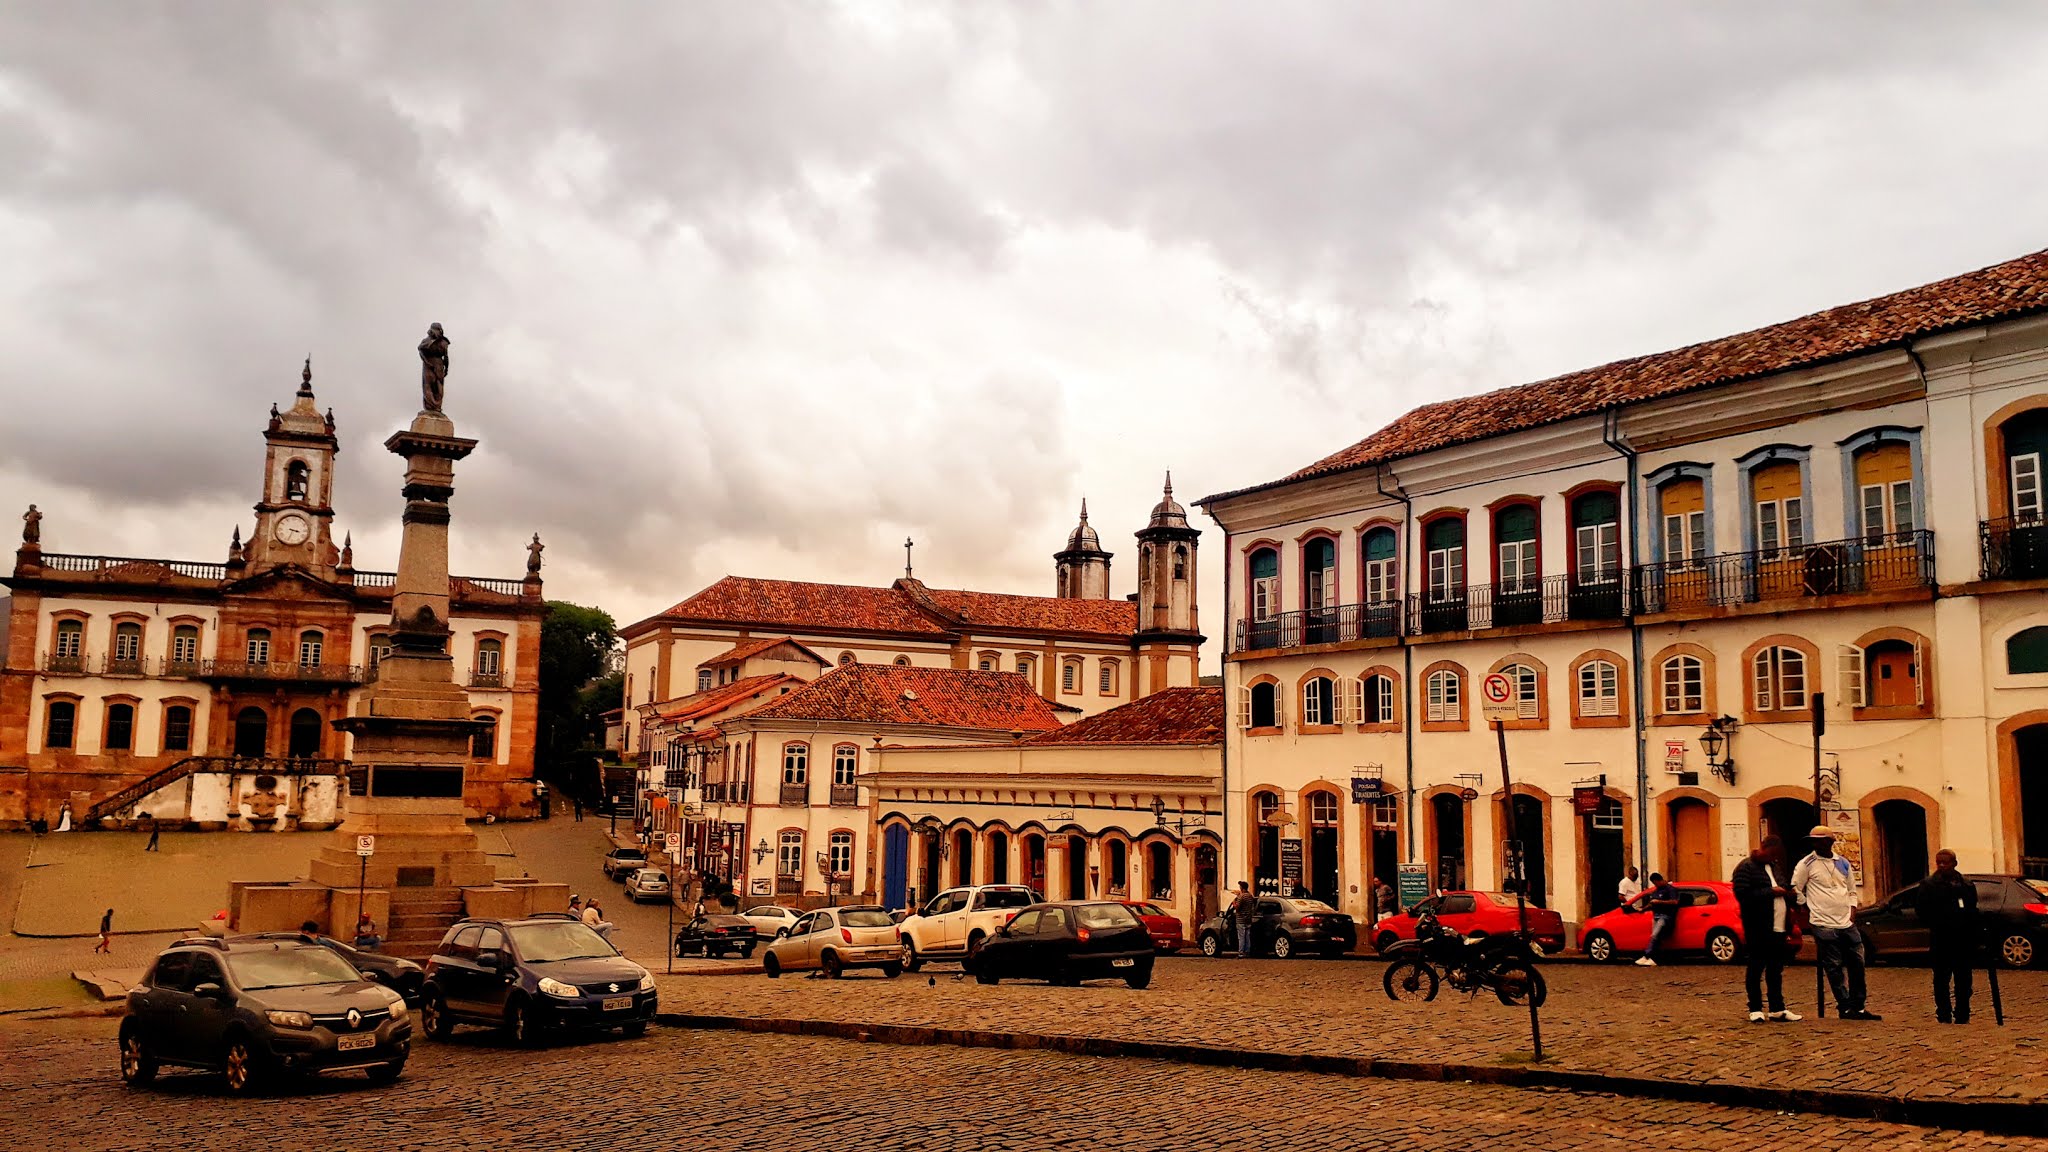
left=357, top=853, right=367, bottom=941
left=1496, top=718, right=1542, bottom=1061
left=666, top=860, right=675, bottom=975
left=1811, top=692, right=1825, bottom=1020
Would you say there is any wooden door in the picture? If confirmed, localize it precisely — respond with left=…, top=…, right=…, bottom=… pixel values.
left=1668, top=799, right=1713, bottom=882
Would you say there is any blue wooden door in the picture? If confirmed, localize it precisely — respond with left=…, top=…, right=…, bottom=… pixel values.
left=882, top=824, right=910, bottom=910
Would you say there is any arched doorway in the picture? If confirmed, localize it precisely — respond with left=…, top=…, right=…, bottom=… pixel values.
left=287, top=707, right=323, bottom=759
left=1023, top=833, right=1047, bottom=896
left=1506, top=794, right=1547, bottom=907
left=2017, top=724, right=2048, bottom=878
left=1146, top=840, right=1172, bottom=901
left=918, top=831, right=941, bottom=906
left=1306, top=790, right=1341, bottom=905
left=1667, top=798, right=1713, bottom=881
left=1105, top=838, right=1130, bottom=896
left=1759, top=796, right=1818, bottom=866
left=952, top=828, right=975, bottom=887
left=1194, top=843, right=1220, bottom=923
left=1870, top=799, right=1929, bottom=898
left=1253, top=791, right=1281, bottom=894
left=1066, top=834, right=1089, bottom=899
left=1431, top=792, right=1466, bottom=891
left=233, top=706, right=268, bottom=759
left=1585, top=797, right=1627, bottom=916
left=881, top=824, right=910, bottom=910
left=1370, top=795, right=1400, bottom=910
left=988, top=830, right=1010, bottom=885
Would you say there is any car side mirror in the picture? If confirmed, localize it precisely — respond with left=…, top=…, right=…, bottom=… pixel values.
left=477, top=949, right=504, bottom=969
left=997, top=926, right=1011, bottom=937
left=192, top=982, right=227, bottom=1000
left=362, top=970, right=385, bottom=984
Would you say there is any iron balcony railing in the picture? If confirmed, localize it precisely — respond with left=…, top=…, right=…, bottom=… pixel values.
left=41, top=651, right=86, bottom=674
left=1981, top=517, right=2048, bottom=581
left=1407, top=573, right=1627, bottom=635
left=829, top=783, right=859, bottom=807
left=199, top=659, right=367, bottom=684
left=780, top=780, right=809, bottom=807
left=470, top=670, right=505, bottom=688
left=1633, top=530, right=1933, bottom=615
left=1235, top=601, right=1403, bottom=651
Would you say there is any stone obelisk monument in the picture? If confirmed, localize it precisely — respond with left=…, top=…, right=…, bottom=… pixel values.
left=311, top=323, right=494, bottom=897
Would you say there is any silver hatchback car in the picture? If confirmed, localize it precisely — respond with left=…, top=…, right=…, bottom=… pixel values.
left=763, top=907, right=903, bottom=979
left=624, top=867, right=672, bottom=903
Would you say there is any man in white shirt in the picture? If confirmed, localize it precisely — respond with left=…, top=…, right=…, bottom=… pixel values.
left=1617, top=865, right=1643, bottom=905
left=1791, top=824, right=1879, bottom=1021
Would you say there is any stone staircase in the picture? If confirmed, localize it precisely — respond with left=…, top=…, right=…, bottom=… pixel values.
left=384, top=888, right=465, bottom=960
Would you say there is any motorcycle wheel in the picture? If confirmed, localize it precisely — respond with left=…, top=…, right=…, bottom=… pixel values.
left=1383, top=958, right=1439, bottom=1003
left=1492, top=959, right=1547, bottom=1007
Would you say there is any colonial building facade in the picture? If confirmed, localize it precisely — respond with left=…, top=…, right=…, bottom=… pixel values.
left=1200, top=248, right=2048, bottom=937
left=0, top=363, right=545, bottom=828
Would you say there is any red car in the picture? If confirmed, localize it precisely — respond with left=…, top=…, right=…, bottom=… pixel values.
left=1371, top=891, right=1566, bottom=955
left=1578, top=880, right=1800, bottom=964
left=1120, top=901, right=1186, bottom=953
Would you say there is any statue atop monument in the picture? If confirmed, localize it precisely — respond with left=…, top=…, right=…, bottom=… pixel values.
left=21, top=503, right=40, bottom=545
left=526, top=532, right=544, bottom=576
left=417, top=322, right=450, bottom=413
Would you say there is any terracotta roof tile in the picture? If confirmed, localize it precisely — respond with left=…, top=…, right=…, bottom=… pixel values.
left=737, top=664, right=1068, bottom=732
left=650, top=673, right=802, bottom=724
left=1023, top=687, right=1224, bottom=747
left=1202, top=246, right=2048, bottom=504
left=656, top=576, right=953, bottom=635
left=704, top=636, right=827, bottom=668
left=920, top=587, right=1136, bottom=639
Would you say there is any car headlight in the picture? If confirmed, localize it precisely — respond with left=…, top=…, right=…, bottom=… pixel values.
left=265, top=1010, right=314, bottom=1029
left=637, top=973, right=657, bottom=991
left=538, top=977, right=580, bottom=998
left=386, top=998, right=408, bottom=1019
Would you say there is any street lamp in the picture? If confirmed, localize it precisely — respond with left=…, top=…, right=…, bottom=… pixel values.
left=1150, top=796, right=1207, bottom=837
left=753, top=837, right=772, bottom=865
left=1698, top=715, right=1740, bottom=785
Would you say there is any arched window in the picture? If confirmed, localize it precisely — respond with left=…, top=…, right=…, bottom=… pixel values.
left=1308, top=791, right=1339, bottom=826
left=1854, top=441, right=1915, bottom=543
left=1244, top=680, right=1280, bottom=729
left=1425, top=668, right=1461, bottom=724
left=1660, top=654, right=1705, bottom=715
left=697, top=667, right=714, bottom=692
left=1172, top=544, right=1188, bottom=580
left=893, top=655, right=912, bottom=667
left=475, top=637, right=502, bottom=682
left=298, top=630, right=324, bottom=667
left=828, top=830, right=854, bottom=876
left=1500, top=662, right=1541, bottom=721
left=1752, top=646, right=1809, bottom=713
left=1360, top=673, right=1396, bottom=725
left=104, top=702, right=135, bottom=751
left=469, top=714, right=497, bottom=759
left=52, top=619, right=84, bottom=669
left=977, top=651, right=999, bottom=672
left=1147, top=840, right=1173, bottom=899
left=1425, top=517, right=1466, bottom=599
left=2001, top=408, right=2048, bottom=524
left=1249, top=547, right=1280, bottom=621
left=838, top=651, right=857, bottom=667
left=291, top=707, right=325, bottom=758
left=285, top=460, right=310, bottom=502
left=1751, top=460, right=1805, bottom=556
left=1302, top=675, right=1338, bottom=727
left=777, top=830, right=804, bottom=878
left=832, top=744, right=859, bottom=787
left=2009, top=626, right=2048, bottom=675
left=1016, top=654, right=1035, bottom=680
left=1577, top=659, right=1620, bottom=718
left=1362, top=528, right=1398, bottom=603
left=163, top=704, right=194, bottom=752
left=245, top=628, right=272, bottom=665
left=1061, top=657, right=1084, bottom=694
left=234, top=706, right=268, bottom=758
left=44, top=699, right=76, bottom=748
left=1107, top=839, right=1129, bottom=893
left=782, top=743, right=809, bottom=784
left=111, top=622, right=144, bottom=670
left=170, top=624, right=200, bottom=671
left=1099, top=660, right=1119, bottom=695
left=1303, top=536, right=1337, bottom=610
left=1660, top=477, right=1708, bottom=566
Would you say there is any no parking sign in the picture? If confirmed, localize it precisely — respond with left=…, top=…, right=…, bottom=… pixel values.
left=1481, top=672, right=1517, bottom=722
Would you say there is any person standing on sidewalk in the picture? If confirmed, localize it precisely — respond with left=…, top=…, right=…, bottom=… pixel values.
left=1617, top=864, right=1642, bottom=905
left=1913, top=849, right=1978, bottom=1024
left=143, top=814, right=161, bottom=852
left=1634, top=873, right=1679, bottom=966
left=94, top=908, right=113, bottom=955
left=1229, top=882, right=1259, bottom=957
left=1792, top=824, right=1879, bottom=1020
left=1732, top=836, right=1801, bottom=1023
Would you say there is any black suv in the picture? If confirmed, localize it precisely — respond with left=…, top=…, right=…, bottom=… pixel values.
left=121, top=937, right=412, bottom=1094
left=420, top=914, right=657, bottom=1045
left=235, top=932, right=426, bottom=1005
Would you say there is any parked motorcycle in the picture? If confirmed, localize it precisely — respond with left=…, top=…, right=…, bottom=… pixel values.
left=1381, top=909, right=1547, bottom=1007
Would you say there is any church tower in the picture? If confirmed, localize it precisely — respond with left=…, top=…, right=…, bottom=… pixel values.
left=1054, top=499, right=1113, bottom=599
left=1133, top=473, right=1202, bottom=694
left=243, top=358, right=341, bottom=576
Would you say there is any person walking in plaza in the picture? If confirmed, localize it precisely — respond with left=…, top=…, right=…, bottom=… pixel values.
left=1617, top=864, right=1642, bottom=905
left=1732, top=836, right=1801, bottom=1023
left=1229, top=881, right=1259, bottom=957
left=1913, top=849, right=1978, bottom=1024
left=94, top=908, right=113, bottom=955
left=143, top=814, right=161, bottom=852
left=1634, top=873, right=1679, bottom=966
left=572, top=793, right=584, bottom=821
left=1792, top=824, right=1880, bottom=1020
left=1374, top=878, right=1395, bottom=922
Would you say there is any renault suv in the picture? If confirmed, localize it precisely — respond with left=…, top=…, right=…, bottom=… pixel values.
left=120, top=936, right=411, bottom=1094
left=419, top=914, right=657, bottom=1045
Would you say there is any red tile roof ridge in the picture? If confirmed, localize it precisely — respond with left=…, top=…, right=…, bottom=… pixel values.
left=1022, top=686, right=1224, bottom=747
left=649, top=672, right=801, bottom=722
left=735, top=663, right=1069, bottom=731
left=704, top=636, right=828, bottom=667
left=1199, top=245, right=2048, bottom=505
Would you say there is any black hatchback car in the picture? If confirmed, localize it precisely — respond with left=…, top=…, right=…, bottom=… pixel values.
left=121, top=937, right=412, bottom=1094
left=1196, top=896, right=1357, bottom=959
left=420, top=914, right=657, bottom=1045
left=1856, top=874, right=2048, bottom=968
left=971, top=901, right=1156, bottom=988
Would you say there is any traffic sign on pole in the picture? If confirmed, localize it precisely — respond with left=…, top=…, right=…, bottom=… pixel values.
left=664, top=832, right=682, bottom=854
left=1481, top=673, right=1517, bottom=722
left=355, top=834, right=376, bottom=857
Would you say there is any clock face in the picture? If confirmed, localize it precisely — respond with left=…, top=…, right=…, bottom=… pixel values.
left=274, top=514, right=310, bottom=546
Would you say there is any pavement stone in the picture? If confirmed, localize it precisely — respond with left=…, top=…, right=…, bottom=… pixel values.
left=1, top=1015, right=2042, bottom=1151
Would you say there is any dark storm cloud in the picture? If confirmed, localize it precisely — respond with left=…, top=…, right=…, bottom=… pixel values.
left=2, top=2, right=2046, bottom=634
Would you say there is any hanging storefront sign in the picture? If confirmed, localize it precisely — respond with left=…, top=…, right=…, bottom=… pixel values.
left=1571, top=786, right=1604, bottom=817
left=1350, top=776, right=1383, bottom=803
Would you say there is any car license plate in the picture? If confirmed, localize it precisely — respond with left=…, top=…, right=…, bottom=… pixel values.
left=602, top=996, right=633, bottom=1011
left=1111, top=958, right=1135, bottom=968
left=336, top=1033, right=375, bottom=1052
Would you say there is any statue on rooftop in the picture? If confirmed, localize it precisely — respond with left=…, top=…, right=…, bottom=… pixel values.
left=22, top=504, right=40, bottom=545
left=418, top=322, right=450, bottom=413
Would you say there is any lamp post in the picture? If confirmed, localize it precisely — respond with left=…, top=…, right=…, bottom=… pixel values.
left=1150, top=796, right=1208, bottom=837
left=1697, top=714, right=1740, bottom=785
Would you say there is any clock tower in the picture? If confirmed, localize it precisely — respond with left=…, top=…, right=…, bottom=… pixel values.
left=244, top=358, right=341, bottom=576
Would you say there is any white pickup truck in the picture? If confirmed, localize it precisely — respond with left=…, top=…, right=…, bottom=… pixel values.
left=896, top=885, right=1040, bottom=971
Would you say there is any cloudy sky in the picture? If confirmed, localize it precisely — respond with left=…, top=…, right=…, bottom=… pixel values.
left=4, top=3, right=2047, bottom=658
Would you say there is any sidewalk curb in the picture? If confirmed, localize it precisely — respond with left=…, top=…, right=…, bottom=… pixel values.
left=652, top=1011, right=2044, bottom=1136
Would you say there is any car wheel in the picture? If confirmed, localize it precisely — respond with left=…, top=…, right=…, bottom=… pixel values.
left=739, top=943, right=755, bottom=959
left=965, top=931, right=988, bottom=969
left=367, top=1057, right=406, bottom=1085
left=506, top=998, right=545, bottom=1048
left=1199, top=933, right=1222, bottom=958
left=1374, top=931, right=1400, bottom=954
left=1583, top=931, right=1616, bottom=963
left=880, top=962, right=902, bottom=979
left=118, top=1023, right=158, bottom=1087
left=821, top=951, right=844, bottom=980
left=1383, top=958, right=1438, bottom=1003
left=763, top=953, right=782, bottom=979
left=421, top=990, right=454, bottom=1039
left=1124, top=961, right=1154, bottom=990
left=901, top=937, right=924, bottom=973
left=774, top=927, right=790, bottom=940
left=620, top=1021, right=648, bottom=1038
left=2000, top=932, right=2037, bottom=969
left=1705, top=928, right=1741, bottom=965
left=1271, top=933, right=1294, bottom=960
left=975, top=968, right=1001, bottom=985
left=221, top=1034, right=266, bottom=1096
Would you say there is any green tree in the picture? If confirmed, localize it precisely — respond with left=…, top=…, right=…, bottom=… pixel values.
left=538, top=600, right=618, bottom=769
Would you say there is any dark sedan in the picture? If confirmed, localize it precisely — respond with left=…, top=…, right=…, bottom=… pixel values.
left=1856, top=873, right=2048, bottom=968
left=233, top=932, right=425, bottom=1005
left=1195, top=896, right=1357, bottom=959
left=972, top=901, right=1155, bottom=988
left=673, top=914, right=759, bottom=959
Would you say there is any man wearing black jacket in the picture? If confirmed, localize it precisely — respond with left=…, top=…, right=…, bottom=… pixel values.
left=1732, top=836, right=1800, bottom=1023
left=1913, top=849, right=1978, bottom=1024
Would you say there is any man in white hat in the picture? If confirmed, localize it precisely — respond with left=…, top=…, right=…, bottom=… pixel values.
left=1791, top=823, right=1879, bottom=1020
